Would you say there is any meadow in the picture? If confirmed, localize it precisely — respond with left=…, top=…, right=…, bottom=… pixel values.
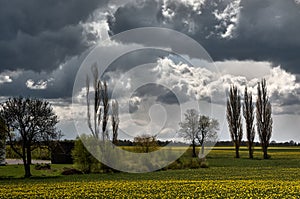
left=0, top=146, right=299, bottom=198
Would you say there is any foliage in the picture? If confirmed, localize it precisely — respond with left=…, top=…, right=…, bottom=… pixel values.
left=226, top=85, right=243, bottom=158
left=243, top=86, right=255, bottom=159
left=256, top=79, right=273, bottom=159
left=6, top=145, right=51, bottom=160
left=61, top=168, right=83, bottom=175
left=71, top=136, right=100, bottom=173
left=0, top=97, right=60, bottom=177
left=34, top=163, right=51, bottom=170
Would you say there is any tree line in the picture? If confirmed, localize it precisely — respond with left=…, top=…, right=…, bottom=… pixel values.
left=0, top=67, right=279, bottom=177
left=227, top=79, right=273, bottom=159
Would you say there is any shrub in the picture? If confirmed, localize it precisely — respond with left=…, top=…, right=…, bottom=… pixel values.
left=61, top=168, right=83, bottom=175
left=200, top=160, right=209, bottom=168
left=71, top=136, right=100, bottom=173
left=35, top=163, right=51, bottom=170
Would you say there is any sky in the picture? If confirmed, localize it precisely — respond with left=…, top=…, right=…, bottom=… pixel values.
left=0, top=0, right=299, bottom=142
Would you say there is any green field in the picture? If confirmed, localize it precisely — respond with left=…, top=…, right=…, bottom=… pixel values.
left=0, top=147, right=299, bottom=198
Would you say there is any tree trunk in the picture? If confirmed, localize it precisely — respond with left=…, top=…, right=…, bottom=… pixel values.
left=249, top=147, right=253, bottom=159
left=263, top=145, right=268, bottom=159
left=200, top=144, right=205, bottom=159
left=235, top=145, right=240, bottom=158
left=24, top=161, right=31, bottom=178
left=26, top=146, right=32, bottom=165
left=192, top=140, right=197, bottom=157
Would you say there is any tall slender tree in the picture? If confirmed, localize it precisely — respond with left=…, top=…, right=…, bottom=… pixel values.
left=256, top=79, right=272, bottom=159
left=111, top=100, right=119, bottom=145
left=243, top=86, right=255, bottom=159
left=227, top=85, right=243, bottom=158
left=86, top=63, right=119, bottom=144
left=86, top=64, right=110, bottom=141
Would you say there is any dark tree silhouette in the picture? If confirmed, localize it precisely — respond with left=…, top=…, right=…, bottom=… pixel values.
left=0, top=97, right=60, bottom=177
left=86, top=64, right=110, bottom=140
left=111, top=100, right=119, bottom=145
left=86, top=63, right=119, bottom=144
left=227, top=85, right=243, bottom=158
left=243, top=86, right=255, bottom=159
left=101, top=81, right=109, bottom=141
left=256, top=79, right=273, bottom=159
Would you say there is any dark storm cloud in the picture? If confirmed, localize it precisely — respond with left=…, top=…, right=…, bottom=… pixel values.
left=107, top=0, right=164, bottom=34
left=103, top=48, right=170, bottom=74
left=0, top=52, right=86, bottom=99
left=108, top=0, right=300, bottom=74
left=0, top=0, right=109, bottom=72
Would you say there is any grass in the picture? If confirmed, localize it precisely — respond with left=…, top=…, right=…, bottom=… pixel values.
left=0, top=164, right=70, bottom=179
left=0, top=146, right=299, bottom=198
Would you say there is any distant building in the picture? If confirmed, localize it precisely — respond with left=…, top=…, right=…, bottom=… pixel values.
left=0, top=118, right=6, bottom=166
left=0, top=144, right=5, bottom=166
left=51, top=141, right=74, bottom=164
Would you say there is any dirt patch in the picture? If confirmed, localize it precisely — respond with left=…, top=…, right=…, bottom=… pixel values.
left=5, top=159, right=51, bottom=165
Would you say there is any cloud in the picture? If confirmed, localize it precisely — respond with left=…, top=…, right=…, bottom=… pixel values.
left=0, top=0, right=109, bottom=72
left=152, top=57, right=300, bottom=114
left=108, top=0, right=300, bottom=75
left=213, top=0, right=241, bottom=38
left=0, top=52, right=86, bottom=98
left=0, top=75, right=12, bottom=84
left=25, top=78, right=54, bottom=90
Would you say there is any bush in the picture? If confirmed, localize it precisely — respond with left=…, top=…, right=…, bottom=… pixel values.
left=165, top=157, right=209, bottom=170
left=71, top=136, right=100, bottom=173
left=61, top=168, right=83, bottom=175
left=200, top=160, right=209, bottom=168
left=190, top=158, right=201, bottom=169
left=35, top=163, right=51, bottom=170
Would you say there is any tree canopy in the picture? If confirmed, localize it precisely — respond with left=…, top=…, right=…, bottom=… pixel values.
left=0, top=97, right=60, bottom=177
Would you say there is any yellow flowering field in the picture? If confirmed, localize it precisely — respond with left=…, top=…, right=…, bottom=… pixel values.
left=0, top=178, right=299, bottom=198
left=0, top=147, right=299, bottom=198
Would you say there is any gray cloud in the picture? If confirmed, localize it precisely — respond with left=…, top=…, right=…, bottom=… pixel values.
left=108, top=0, right=300, bottom=74
left=0, top=52, right=86, bottom=99
left=0, top=0, right=109, bottom=72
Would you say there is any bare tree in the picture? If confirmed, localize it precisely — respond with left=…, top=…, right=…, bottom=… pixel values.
left=180, top=109, right=219, bottom=158
left=0, top=97, right=60, bottom=177
left=256, top=79, right=272, bottom=159
left=111, top=100, right=119, bottom=145
left=196, top=115, right=219, bottom=158
left=227, top=85, right=243, bottom=158
left=179, top=109, right=199, bottom=157
left=243, top=86, right=255, bottom=159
